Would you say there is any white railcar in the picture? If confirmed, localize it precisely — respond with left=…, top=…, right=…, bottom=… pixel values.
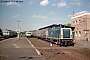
left=26, top=32, right=32, bottom=38
left=3, top=29, right=17, bottom=38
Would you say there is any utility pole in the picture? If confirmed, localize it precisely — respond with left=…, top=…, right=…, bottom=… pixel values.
left=17, top=21, right=21, bottom=40
left=20, top=27, right=21, bottom=37
left=73, top=11, right=74, bottom=17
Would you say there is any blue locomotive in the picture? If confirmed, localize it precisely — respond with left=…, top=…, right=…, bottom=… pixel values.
left=32, top=24, right=75, bottom=46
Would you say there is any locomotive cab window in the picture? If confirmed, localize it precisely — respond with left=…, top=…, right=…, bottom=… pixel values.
left=28, top=33, right=31, bottom=34
left=63, top=29, right=70, bottom=38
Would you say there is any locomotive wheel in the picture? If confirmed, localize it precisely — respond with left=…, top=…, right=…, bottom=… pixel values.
left=71, top=43, right=74, bottom=46
left=64, top=41, right=67, bottom=47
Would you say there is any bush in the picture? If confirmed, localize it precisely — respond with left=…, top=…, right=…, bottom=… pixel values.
left=0, top=29, right=3, bottom=36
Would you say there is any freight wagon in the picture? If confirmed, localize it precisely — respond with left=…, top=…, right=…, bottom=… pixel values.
left=32, top=24, right=75, bottom=46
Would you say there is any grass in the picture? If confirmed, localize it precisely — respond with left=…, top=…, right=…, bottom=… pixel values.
left=28, top=38, right=49, bottom=47
left=0, top=52, right=9, bottom=60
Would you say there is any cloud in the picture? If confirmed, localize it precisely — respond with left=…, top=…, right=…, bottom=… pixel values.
left=68, top=15, right=73, bottom=18
left=69, top=0, right=82, bottom=6
left=52, top=4, right=56, bottom=6
left=51, top=18, right=61, bottom=20
left=12, top=14, right=20, bottom=18
left=40, top=0, right=49, bottom=6
left=50, top=12, right=56, bottom=15
left=29, top=2, right=34, bottom=5
left=16, top=4, right=21, bottom=7
left=57, top=0, right=67, bottom=8
left=31, top=15, right=48, bottom=19
left=88, top=2, right=90, bottom=7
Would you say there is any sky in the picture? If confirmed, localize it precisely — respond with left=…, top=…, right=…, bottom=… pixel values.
left=0, top=0, right=90, bottom=31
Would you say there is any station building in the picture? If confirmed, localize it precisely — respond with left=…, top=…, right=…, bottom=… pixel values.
left=71, top=11, right=90, bottom=40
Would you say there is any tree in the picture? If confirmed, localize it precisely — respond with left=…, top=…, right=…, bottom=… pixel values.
left=0, top=28, right=3, bottom=36
left=29, top=30, right=36, bottom=32
left=21, top=31, right=27, bottom=34
left=64, top=23, right=71, bottom=27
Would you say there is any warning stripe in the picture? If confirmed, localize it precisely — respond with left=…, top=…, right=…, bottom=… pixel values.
left=25, top=37, right=41, bottom=56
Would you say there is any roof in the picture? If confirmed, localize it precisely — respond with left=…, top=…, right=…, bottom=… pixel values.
left=38, top=24, right=75, bottom=30
left=64, top=26, right=75, bottom=31
left=39, top=24, right=57, bottom=30
left=71, top=11, right=90, bottom=19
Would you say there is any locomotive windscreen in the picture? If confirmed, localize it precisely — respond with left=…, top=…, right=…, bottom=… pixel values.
left=63, top=29, right=70, bottom=38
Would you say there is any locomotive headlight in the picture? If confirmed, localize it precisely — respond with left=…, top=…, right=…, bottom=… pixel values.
left=71, top=35, right=72, bottom=37
left=7, top=32, right=9, bottom=35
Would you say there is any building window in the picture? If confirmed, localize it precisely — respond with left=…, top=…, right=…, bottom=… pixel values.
left=75, top=20, right=77, bottom=24
left=76, top=20, right=77, bottom=23
left=77, top=28, right=78, bottom=30
left=75, top=31, right=78, bottom=36
left=79, top=20, right=81, bottom=23
left=76, top=31, right=77, bottom=33
left=72, top=21, right=75, bottom=25
left=78, top=31, right=81, bottom=37
left=79, top=31, right=81, bottom=34
left=78, top=20, right=81, bottom=24
left=82, top=20, right=86, bottom=22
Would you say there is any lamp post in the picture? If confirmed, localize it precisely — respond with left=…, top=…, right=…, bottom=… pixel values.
left=20, top=27, right=21, bottom=37
left=17, top=21, right=21, bottom=40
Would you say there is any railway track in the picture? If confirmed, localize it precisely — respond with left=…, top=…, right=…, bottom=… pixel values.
left=0, top=36, right=4, bottom=41
left=60, top=49, right=85, bottom=60
left=28, top=38, right=90, bottom=60
left=31, top=39, right=56, bottom=60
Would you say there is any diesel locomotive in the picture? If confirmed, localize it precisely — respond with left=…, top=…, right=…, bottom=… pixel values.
left=32, top=24, right=75, bottom=46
